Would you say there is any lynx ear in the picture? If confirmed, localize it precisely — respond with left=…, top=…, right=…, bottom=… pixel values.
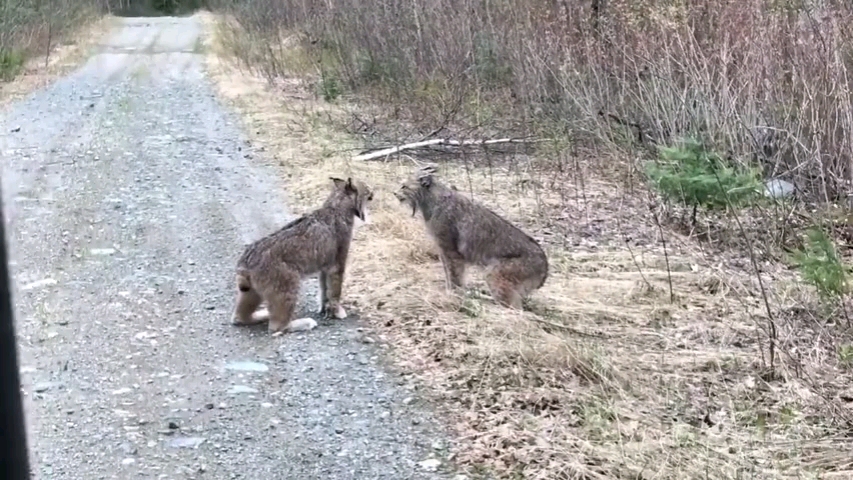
left=330, top=177, right=347, bottom=189
left=418, top=164, right=438, bottom=175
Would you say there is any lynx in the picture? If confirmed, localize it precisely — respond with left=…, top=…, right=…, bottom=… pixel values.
left=395, top=166, right=548, bottom=309
left=232, top=177, right=373, bottom=334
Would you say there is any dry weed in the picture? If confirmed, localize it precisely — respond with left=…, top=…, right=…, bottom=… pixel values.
left=200, top=16, right=853, bottom=480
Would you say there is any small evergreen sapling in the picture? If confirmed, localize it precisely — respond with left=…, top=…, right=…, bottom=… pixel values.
left=790, top=227, right=849, bottom=306
left=645, top=138, right=763, bottom=225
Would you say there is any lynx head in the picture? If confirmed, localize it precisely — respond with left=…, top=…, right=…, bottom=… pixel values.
left=330, top=177, right=373, bottom=222
left=394, top=165, right=438, bottom=217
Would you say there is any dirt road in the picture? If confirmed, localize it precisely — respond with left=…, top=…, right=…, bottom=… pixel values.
left=1, top=15, right=451, bottom=480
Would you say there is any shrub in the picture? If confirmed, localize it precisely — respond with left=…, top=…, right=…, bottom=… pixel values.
left=0, top=49, right=25, bottom=81
left=645, top=138, right=763, bottom=223
left=318, top=69, right=342, bottom=102
left=789, top=227, right=850, bottom=305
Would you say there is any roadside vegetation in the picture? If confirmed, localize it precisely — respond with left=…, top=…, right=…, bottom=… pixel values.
left=0, top=0, right=209, bottom=82
left=0, top=0, right=98, bottom=80
left=199, top=0, right=853, bottom=478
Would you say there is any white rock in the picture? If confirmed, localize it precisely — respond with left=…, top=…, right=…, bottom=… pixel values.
left=764, top=178, right=794, bottom=198
left=22, top=278, right=57, bottom=291
left=224, top=361, right=269, bottom=372
left=418, top=458, right=441, bottom=472
left=227, top=385, right=258, bottom=394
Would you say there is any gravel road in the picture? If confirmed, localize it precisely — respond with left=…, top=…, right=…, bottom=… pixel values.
left=0, top=15, right=453, bottom=480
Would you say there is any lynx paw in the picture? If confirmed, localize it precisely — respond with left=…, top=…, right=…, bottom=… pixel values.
left=288, top=317, right=318, bottom=332
left=333, top=305, right=347, bottom=319
left=232, top=308, right=269, bottom=326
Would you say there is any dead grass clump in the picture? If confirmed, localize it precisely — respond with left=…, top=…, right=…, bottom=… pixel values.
left=201, top=15, right=853, bottom=480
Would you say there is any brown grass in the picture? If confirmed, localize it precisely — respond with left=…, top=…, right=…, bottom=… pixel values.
left=200, top=12, right=853, bottom=479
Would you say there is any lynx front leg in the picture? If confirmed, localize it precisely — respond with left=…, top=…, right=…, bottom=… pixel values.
left=438, top=252, right=453, bottom=292
left=325, top=268, right=348, bottom=319
left=318, top=271, right=330, bottom=315
left=439, top=250, right=466, bottom=292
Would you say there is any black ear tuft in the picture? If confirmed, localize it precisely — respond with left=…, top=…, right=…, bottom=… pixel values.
left=345, top=177, right=356, bottom=194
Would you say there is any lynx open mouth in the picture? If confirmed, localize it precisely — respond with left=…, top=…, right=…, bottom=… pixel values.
left=393, top=191, right=418, bottom=217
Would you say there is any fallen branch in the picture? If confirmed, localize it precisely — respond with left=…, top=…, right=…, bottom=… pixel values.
left=352, top=137, right=538, bottom=161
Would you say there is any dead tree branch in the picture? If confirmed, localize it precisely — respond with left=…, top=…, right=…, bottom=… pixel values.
left=352, top=137, right=541, bottom=161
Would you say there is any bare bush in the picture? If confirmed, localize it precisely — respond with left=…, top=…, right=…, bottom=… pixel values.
left=0, top=0, right=108, bottom=78
left=214, top=0, right=853, bottom=205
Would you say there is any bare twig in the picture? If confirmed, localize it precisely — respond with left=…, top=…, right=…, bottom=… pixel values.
left=529, top=317, right=608, bottom=338
left=710, top=168, right=778, bottom=376
left=44, top=17, right=52, bottom=68
left=649, top=198, right=675, bottom=304
left=625, top=239, right=652, bottom=290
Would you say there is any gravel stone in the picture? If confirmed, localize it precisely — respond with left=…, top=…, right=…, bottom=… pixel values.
left=2, top=15, right=452, bottom=480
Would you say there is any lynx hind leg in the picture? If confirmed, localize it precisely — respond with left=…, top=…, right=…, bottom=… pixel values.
left=252, top=265, right=303, bottom=334
left=484, top=260, right=526, bottom=310
left=288, top=317, right=318, bottom=333
left=232, top=274, right=264, bottom=325
left=252, top=307, right=271, bottom=322
left=262, top=289, right=299, bottom=334
left=325, top=270, right=348, bottom=319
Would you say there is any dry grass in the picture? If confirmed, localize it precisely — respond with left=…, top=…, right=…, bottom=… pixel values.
left=199, top=13, right=853, bottom=480
left=0, top=14, right=116, bottom=108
